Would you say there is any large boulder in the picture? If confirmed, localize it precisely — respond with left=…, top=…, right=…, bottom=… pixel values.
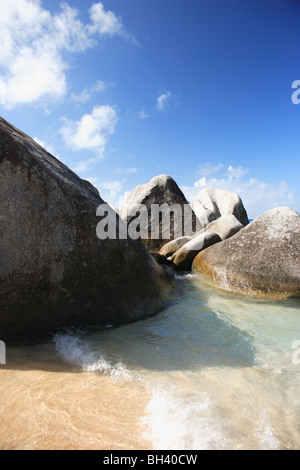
left=0, top=117, right=171, bottom=342
left=171, top=232, right=221, bottom=271
left=158, top=214, right=243, bottom=261
left=121, top=174, right=198, bottom=251
left=158, top=236, right=192, bottom=258
left=192, top=207, right=300, bottom=299
left=199, top=214, right=244, bottom=240
left=191, top=187, right=249, bottom=228
left=189, top=200, right=216, bottom=228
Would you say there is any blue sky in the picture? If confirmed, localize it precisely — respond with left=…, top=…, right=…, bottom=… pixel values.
left=1, top=0, right=300, bottom=218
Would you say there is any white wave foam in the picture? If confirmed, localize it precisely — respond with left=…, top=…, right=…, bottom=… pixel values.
left=53, top=333, right=133, bottom=381
left=174, top=273, right=197, bottom=280
left=142, top=387, right=229, bottom=450
left=256, top=410, right=280, bottom=450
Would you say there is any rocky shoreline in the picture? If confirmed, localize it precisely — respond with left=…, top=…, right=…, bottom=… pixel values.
left=123, top=172, right=299, bottom=299
left=0, top=116, right=299, bottom=342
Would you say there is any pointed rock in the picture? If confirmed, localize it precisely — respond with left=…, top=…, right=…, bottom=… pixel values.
left=0, top=117, right=171, bottom=342
left=121, top=174, right=198, bottom=251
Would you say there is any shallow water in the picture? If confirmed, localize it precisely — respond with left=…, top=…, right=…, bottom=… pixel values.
left=1, top=274, right=300, bottom=450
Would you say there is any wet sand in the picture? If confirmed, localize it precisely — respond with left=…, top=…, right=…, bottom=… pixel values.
left=0, top=345, right=151, bottom=450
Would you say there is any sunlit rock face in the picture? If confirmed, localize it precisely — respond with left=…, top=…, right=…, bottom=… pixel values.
left=192, top=206, right=300, bottom=299
left=190, top=187, right=249, bottom=228
left=197, top=214, right=244, bottom=240
left=171, top=232, right=222, bottom=271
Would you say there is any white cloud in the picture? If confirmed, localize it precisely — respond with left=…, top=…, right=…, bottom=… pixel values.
left=113, top=167, right=137, bottom=175
left=85, top=176, right=132, bottom=210
left=70, top=80, right=109, bottom=104
left=99, top=179, right=126, bottom=192
left=70, top=88, right=91, bottom=105
left=59, top=105, right=118, bottom=162
left=156, top=91, right=172, bottom=111
left=72, top=157, right=98, bottom=173
left=197, top=162, right=224, bottom=178
left=181, top=164, right=299, bottom=219
left=126, top=167, right=138, bottom=174
left=138, top=110, right=149, bottom=120
left=89, top=3, right=123, bottom=36
left=89, top=3, right=137, bottom=44
left=0, top=40, right=67, bottom=108
left=226, top=165, right=249, bottom=180
left=92, top=79, right=109, bottom=92
left=87, top=177, right=127, bottom=208
left=0, top=1, right=133, bottom=108
left=50, top=2, right=93, bottom=53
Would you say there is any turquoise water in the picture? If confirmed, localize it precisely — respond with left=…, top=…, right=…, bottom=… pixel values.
left=53, top=273, right=300, bottom=450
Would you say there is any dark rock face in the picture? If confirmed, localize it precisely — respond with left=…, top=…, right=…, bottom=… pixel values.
left=0, top=117, right=171, bottom=342
left=121, top=174, right=198, bottom=251
left=192, top=207, right=300, bottom=299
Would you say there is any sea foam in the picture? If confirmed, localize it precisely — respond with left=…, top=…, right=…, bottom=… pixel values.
left=142, top=387, right=229, bottom=450
left=53, top=333, right=133, bottom=381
